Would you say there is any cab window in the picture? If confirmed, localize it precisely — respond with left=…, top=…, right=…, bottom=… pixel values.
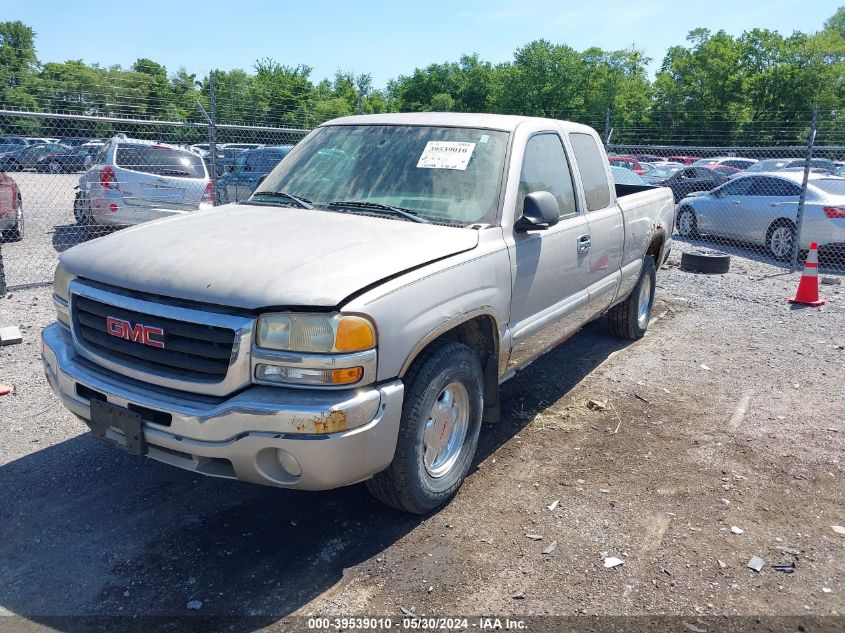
left=568, top=133, right=611, bottom=211
left=518, top=133, right=578, bottom=219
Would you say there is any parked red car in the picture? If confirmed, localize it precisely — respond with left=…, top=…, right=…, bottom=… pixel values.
left=0, top=169, right=23, bottom=241
left=608, top=155, right=646, bottom=175
left=667, top=155, right=701, bottom=165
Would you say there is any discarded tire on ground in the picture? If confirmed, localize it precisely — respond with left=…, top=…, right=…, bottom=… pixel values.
left=680, top=250, right=731, bottom=274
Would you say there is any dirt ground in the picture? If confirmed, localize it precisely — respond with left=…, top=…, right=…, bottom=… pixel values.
left=1, top=244, right=843, bottom=631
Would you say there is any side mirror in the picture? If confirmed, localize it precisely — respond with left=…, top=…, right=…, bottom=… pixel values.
left=713, top=188, right=724, bottom=197
left=514, top=191, right=561, bottom=232
left=256, top=174, right=267, bottom=186
left=227, top=164, right=235, bottom=172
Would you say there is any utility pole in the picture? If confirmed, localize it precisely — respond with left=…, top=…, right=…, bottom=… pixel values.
left=208, top=71, right=218, bottom=190
left=790, top=106, right=818, bottom=272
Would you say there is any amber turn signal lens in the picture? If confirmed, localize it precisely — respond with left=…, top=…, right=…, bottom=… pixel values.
left=331, top=367, right=364, bottom=384
left=334, top=316, right=376, bottom=352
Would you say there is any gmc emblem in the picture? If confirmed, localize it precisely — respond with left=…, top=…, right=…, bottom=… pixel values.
left=105, top=316, right=165, bottom=349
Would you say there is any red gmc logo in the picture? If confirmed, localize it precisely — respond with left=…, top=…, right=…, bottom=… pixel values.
left=105, top=316, right=165, bottom=349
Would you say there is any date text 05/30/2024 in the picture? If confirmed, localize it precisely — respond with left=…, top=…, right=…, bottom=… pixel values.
left=306, top=617, right=528, bottom=630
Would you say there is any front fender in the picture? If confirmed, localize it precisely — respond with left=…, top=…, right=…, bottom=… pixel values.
left=342, top=237, right=512, bottom=383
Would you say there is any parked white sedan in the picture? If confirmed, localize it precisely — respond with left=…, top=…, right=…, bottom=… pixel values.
left=675, top=172, right=845, bottom=260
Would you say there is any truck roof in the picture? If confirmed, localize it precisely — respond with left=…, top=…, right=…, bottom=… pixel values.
left=322, top=112, right=598, bottom=134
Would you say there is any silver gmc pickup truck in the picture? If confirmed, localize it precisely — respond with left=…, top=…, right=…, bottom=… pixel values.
left=42, top=113, right=674, bottom=514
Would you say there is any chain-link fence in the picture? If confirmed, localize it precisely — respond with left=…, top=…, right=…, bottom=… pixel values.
left=0, top=109, right=309, bottom=289
left=2, top=101, right=844, bottom=290
left=607, top=107, right=845, bottom=274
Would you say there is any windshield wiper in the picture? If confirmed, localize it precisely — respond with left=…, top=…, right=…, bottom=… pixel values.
left=250, top=190, right=313, bottom=209
left=328, top=200, right=430, bottom=224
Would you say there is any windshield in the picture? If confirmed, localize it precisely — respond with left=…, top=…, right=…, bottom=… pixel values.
left=258, top=125, right=510, bottom=226
left=116, top=143, right=207, bottom=178
left=647, top=166, right=682, bottom=179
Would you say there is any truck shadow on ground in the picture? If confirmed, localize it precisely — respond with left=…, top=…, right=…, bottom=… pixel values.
left=1, top=319, right=632, bottom=628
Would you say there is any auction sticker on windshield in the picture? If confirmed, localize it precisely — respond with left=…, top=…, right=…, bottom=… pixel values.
left=417, top=141, right=476, bottom=170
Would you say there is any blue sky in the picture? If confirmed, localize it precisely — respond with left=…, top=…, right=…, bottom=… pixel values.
left=4, top=0, right=840, bottom=87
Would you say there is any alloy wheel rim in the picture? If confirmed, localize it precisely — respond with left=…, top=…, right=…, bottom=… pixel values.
left=637, top=274, right=652, bottom=329
left=679, top=211, right=693, bottom=235
left=423, top=381, right=470, bottom=479
left=771, top=227, right=793, bottom=258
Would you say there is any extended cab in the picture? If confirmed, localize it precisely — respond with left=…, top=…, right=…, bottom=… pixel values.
left=43, top=113, right=674, bottom=514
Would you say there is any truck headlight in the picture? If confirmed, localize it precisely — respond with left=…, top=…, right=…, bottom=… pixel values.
left=256, top=313, right=376, bottom=353
left=53, top=263, right=76, bottom=327
left=53, top=263, right=76, bottom=302
left=254, top=313, right=377, bottom=387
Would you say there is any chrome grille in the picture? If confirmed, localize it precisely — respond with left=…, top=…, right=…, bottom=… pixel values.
left=67, top=281, right=255, bottom=396
left=72, top=295, right=236, bottom=379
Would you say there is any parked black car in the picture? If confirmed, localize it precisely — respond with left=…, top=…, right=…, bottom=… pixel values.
left=644, top=165, right=730, bottom=202
left=0, top=143, right=74, bottom=171
left=34, top=146, right=96, bottom=173
left=215, top=146, right=293, bottom=203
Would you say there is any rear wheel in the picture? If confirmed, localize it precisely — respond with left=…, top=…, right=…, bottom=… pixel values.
left=366, top=340, right=484, bottom=514
left=73, top=191, right=93, bottom=226
left=608, top=256, right=656, bottom=340
left=48, top=160, right=63, bottom=174
left=767, top=221, right=795, bottom=261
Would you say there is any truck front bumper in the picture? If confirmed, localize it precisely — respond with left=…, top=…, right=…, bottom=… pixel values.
left=41, top=323, right=404, bottom=490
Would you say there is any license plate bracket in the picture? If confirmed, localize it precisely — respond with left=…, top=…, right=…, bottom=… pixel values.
left=89, top=398, right=146, bottom=456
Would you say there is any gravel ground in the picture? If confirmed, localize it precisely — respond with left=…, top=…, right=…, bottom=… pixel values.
left=0, top=241, right=843, bottom=628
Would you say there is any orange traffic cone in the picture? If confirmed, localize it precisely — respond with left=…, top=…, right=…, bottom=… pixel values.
left=788, top=242, right=825, bottom=307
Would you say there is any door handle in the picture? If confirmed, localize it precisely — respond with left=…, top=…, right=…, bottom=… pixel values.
left=577, top=234, right=591, bottom=253
left=731, top=201, right=741, bottom=205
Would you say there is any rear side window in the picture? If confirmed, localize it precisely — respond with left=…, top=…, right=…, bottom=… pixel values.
left=115, top=143, right=206, bottom=178
left=518, top=133, right=578, bottom=219
left=569, top=133, right=611, bottom=211
left=751, top=177, right=801, bottom=197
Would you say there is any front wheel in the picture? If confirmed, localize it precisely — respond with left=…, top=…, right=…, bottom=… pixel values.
left=608, top=256, right=656, bottom=340
left=366, top=340, right=484, bottom=514
left=676, top=207, right=698, bottom=238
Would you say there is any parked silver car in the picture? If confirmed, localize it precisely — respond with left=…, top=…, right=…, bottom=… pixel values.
left=676, top=172, right=845, bottom=259
left=74, top=135, right=212, bottom=227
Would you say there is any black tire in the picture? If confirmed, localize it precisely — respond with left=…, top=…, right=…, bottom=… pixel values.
left=48, top=160, right=64, bottom=174
left=676, top=206, right=698, bottom=238
left=366, top=340, right=484, bottom=514
left=73, top=191, right=93, bottom=226
left=680, top=249, right=731, bottom=274
left=766, top=220, right=795, bottom=261
left=608, top=256, right=656, bottom=340
left=0, top=197, right=23, bottom=242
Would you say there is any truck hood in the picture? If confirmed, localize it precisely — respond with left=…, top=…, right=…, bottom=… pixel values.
left=60, top=204, right=479, bottom=309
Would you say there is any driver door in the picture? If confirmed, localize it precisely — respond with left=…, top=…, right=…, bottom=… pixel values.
left=507, top=132, right=590, bottom=372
